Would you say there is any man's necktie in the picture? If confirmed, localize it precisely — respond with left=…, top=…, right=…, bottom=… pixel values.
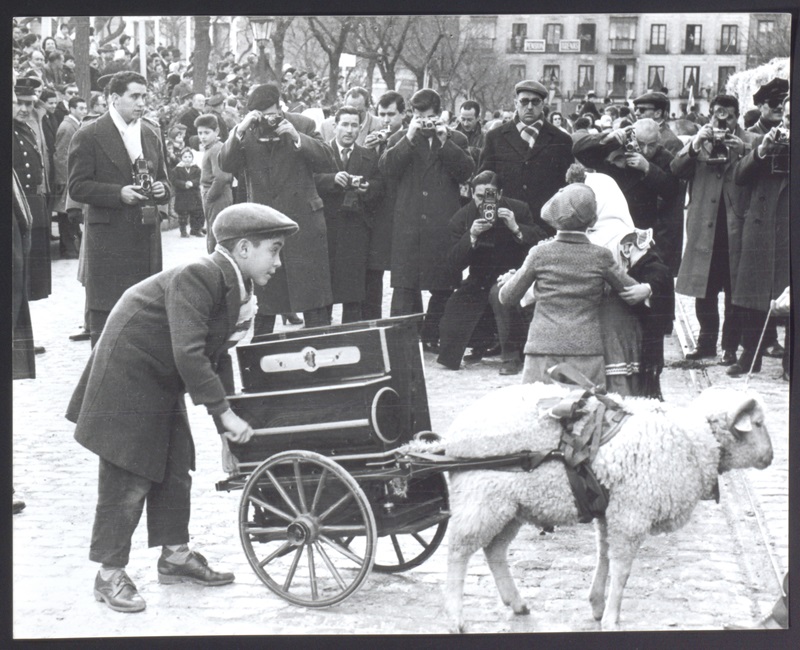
left=521, top=120, right=543, bottom=148
left=341, top=147, right=351, bottom=167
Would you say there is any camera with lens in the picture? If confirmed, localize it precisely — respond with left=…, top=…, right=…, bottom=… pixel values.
left=256, top=113, right=284, bottom=143
left=347, top=175, right=365, bottom=189
left=342, top=175, right=367, bottom=212
left=133, top=158, right=153, bottom=196
left=481, top=187, right=498, bottom=224
left=375, top=128, right=391, bottom=142
left=419, top=118, right=437, bottom=134
left=624, top=128, right=640, bottom=154
left=768, top=126, right=790, bottom=174
left=706, top=125, right=731, bottom=165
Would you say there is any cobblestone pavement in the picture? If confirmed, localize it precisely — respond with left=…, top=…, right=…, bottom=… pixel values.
left=12, top=228, right=789, bottom=641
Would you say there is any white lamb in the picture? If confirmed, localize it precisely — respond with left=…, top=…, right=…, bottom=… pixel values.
left=440, top=382, right=773, bottom=632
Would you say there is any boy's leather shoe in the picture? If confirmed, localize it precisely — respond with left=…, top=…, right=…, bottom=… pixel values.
left=719, top=350, right=737, bottom=366
left=94, top=570, right=146, bottom=613
left=499, top=359, right=523, bottom=376
left=157, top=551, right=234, bottom=586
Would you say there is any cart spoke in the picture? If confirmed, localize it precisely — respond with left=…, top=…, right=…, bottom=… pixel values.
left=282, top=545, right=305, bottom=591
left=265, top=469, right=302, bottom=517
left=315, top=542, right=347, bottom=590
left=319, top=525, right=368, bottom=536
left=248, top=494, right=295, bottom=524
left=310, top=468, right=329, bottom=514
left=319, top=533, right=366, bottom=565
left=411, top=532, right=431, bottom=549
left=293, top=460, right=308, bottom=513
left=259, top=540, right=294, bottom=567
left=318, top=490, right=354, bottom=523
left=243, top=525, right=288, bottom=537
left=307, top=545, right=318, bottom=600
left=390, top=535, right=405, bottom=565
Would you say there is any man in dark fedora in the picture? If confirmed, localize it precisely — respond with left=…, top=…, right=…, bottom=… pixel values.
left=478, top=79, right=574, bottom=242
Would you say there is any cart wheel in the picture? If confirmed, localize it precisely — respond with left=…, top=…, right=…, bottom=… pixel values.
left=238, top=450, right=377, bottom=607
left=372, top=518, right=448, bottom=573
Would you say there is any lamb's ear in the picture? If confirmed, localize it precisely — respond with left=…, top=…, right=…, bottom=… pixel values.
left=728, top=397, right=757, bottom=435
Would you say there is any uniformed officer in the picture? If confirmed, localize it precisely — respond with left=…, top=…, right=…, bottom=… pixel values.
left=13, top=76, right=52, bottom=321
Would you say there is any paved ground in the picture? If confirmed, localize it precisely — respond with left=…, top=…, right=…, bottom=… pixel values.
left=12, top=227, right=790, bottom=642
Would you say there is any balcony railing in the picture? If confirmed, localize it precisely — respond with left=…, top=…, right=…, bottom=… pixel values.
left=579, top=40, right=596, bottom=53
left=607, top=81, right=634, bottom=97
left=647, top=43, right=668, bottom=54
left=717, top=40, right=738, bottom=54
left=609, top=38, right=635, bottom=53
left=507, top=36, right=526, bottom=53
left=545, top=41, right=560, bottom=53
left=682, top=42, right=704, bottom=54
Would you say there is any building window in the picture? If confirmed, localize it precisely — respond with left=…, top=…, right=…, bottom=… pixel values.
left=608, top=63, right=631, bottom=98
left=544, top=23, right=563, bottom=53
left=682, top=66, right=700, bottom=97
left=718, top=66, right=735, bottom=94
left=609, top=18, right=637, bottom=53
left=509, top=64, right=526, bottom=81
left=509, top=22, right=527, bottom=52
left=578, top=23, right=596, bottom=53
left=542, top=65, right=561, bottom=97
left=648, top=66, right=666, bottom=91
left=685, top=24, right=703, bottom=53
left=720, top=25, right=738, bottom=53
left=470, top=16, right=497, bottom=50
left=758, top=19, right=775, bottom=36
left=649, top=24, right=667, bottom=53
left=577, top=65, right=594, bottom=94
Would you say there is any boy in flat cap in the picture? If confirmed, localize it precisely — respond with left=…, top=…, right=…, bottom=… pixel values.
left=498, top=183, right=639, bottom=386
left=66, top=203, right=298, bottom=613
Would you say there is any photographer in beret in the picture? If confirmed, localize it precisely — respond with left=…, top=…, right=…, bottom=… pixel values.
left=219, top=82, right=337, bottom=335
left=66, top=203, right=298, bottom=613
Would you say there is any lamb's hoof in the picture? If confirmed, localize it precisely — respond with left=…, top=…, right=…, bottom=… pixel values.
left=600, top=619, right=620, bottom=631
left=449, top=621, right=467, bottom=634
left=591, top=604, right=605, bottom=620
left=513, top=603, right=530, bottom=616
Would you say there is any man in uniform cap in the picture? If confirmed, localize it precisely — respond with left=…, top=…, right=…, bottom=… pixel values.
left=632, top=91, right=682, bottom=155
left=749, top=77, right=789, bottom=135
left=66, top=203, right=298, bottom=614
left=479, top=79, right=574, bottom=243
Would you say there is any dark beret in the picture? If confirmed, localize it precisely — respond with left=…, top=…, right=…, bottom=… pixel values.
left=213, top=203, right=299, bottom=243
left=14, top=76, right=41, bottom=98
left=541, top=184, right=597, bottom=231
left=633, top=92, right=670, bottom=112
left=207, top=93, right=225, bottom=107
left=247, top=83, right=281, bottom=111
left=753, top=77, right=789, bottom=105
left=514, top=79, right=548, bottom=99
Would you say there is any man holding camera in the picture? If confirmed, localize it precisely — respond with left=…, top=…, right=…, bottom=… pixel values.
left=219, top=82, right=337, bottom=335
left=728, top=91, right=790, bottom=378
left=315, top=106, right=383, bottom=323
left=437, top=171, right=544, bottom=374
left=671, top=94, right=757, bottom=365
left=380, top=88, right=474, bottom=351
left=68, top=71, right=170, bottom=346
left=320, top=86, right=382, bottom=146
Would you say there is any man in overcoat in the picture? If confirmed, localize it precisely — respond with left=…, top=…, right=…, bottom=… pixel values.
left=478, top=80, right=574, bottom=239
left=671, top=94, right=757, bottom=365
left=66, top=203, right=297, bottom=613
left=315, top=107, right=383, bottom=323
left=68, top=71, right=171, bottom=345
left=437, top=171, right=544, bottom=374
left=728, top=93, right=790, bottom=378
left=380, top=88, right=474, bottom=351
left=53, top=94, right=87, bottom=259
left=219, top=82, right=337, bottom=336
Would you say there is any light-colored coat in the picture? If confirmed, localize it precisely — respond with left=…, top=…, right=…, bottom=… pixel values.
left=52, top=114, right=81, bottom=213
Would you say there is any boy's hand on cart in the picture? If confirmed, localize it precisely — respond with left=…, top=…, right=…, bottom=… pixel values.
left=220, top=408, right=255, bottom=444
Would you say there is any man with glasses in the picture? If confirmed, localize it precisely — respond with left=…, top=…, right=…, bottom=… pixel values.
left=671, top=94, right=757, bottom=366
left=748, top=78, right=788, bottom=135
left=632, top=92, right=682, bottom=155
left=478, top=80, right=574, bottom=240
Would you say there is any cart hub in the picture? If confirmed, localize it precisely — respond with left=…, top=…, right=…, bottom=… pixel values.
left=287, top=515, right=319, bottom=546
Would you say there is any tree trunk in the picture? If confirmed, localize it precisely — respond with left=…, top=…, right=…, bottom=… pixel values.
left=193, top=16, right=211, bottom=94
left=73, top=17, right=91, bottom=102
left=364, top=59, right=375, bottom=95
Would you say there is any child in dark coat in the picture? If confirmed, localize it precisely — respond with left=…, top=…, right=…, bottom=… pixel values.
left=619, top=229, right=675, bottom=400
left=171, top=147, right=204, bottom=237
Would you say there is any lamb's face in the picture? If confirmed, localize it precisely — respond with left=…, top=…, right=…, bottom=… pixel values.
left=717, top=399, right=773, bottom=473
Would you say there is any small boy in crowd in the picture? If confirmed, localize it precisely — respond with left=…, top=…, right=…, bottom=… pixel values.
left=619, top=228, right=675, bottom=400
left=171, top=147, right=204, bottom=237
left=196, top=114, right=233, bottom=253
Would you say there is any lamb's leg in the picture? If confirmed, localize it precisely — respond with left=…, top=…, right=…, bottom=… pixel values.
left=483, top=518, right=529, bottom=615
left=589, top=516, right=609, bottom=620
left=600, top=536, right=642, bottom=631
left=445, top=536, right=474, bottom=633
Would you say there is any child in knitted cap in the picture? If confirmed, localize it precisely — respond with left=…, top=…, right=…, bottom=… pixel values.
left=498, top=183, right=647, bottom=386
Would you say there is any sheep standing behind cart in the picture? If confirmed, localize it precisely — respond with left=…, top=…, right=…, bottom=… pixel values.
left=441, top=383, right=773, bottom=632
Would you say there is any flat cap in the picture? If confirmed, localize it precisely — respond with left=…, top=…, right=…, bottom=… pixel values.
left=212, top=202, right=299, bottom=243
left=207, top=93, right=225, bottom=107
left=14, top=76, right=41, bottom=98
left=514, top=79, right=548, bottom=99
left=753, top=77, right=789, bottom=105
left=633, top=91, right=670, bottom=112
left=247, top=83, right=281, bottom=111
left=541, top=183, right=597, bottom=231
left=98, top=44, right=115, bottom=53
